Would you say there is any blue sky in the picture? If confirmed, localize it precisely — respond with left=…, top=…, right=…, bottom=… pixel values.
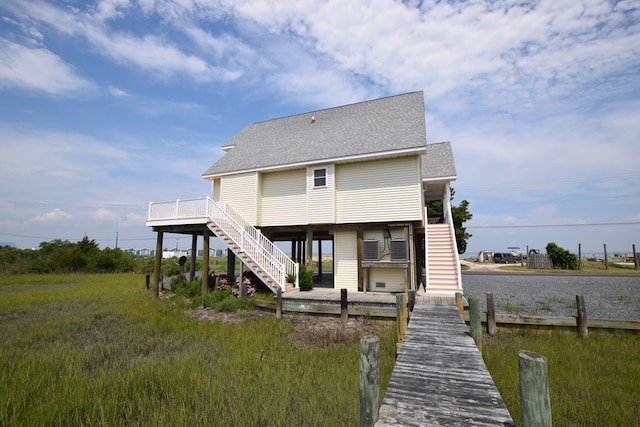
left=1, top=0, right=639, bottom=257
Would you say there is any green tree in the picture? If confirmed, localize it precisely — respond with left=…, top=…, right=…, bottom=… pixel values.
left=426, top=188, right=473, bottom=254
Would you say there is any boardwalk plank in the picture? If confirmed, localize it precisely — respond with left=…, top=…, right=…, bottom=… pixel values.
left=377, top=305, right=514, bottom=426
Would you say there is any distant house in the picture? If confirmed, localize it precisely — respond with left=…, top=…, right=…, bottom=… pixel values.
left=147, top=91, right=461, bottom=295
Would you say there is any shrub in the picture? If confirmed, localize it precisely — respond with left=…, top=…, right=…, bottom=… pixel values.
left=546, top=242, right=578, bottom=270
left=298, top=264, right=314, bottom=291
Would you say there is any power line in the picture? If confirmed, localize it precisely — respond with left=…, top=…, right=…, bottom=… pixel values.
left=468, top=221, right=640, bottom=229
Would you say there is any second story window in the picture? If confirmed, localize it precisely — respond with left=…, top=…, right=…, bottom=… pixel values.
left=313, top=168, right=327, bottom=188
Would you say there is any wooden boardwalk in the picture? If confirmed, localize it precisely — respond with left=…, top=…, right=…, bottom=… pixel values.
left=282, top=288, right=454, bottom=306
left=377, top=304, right=514, bottom=426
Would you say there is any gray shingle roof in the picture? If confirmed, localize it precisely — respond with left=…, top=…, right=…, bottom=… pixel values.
left=202, top=91, right=427, bottom=177
left=422, top=141, right=457, bottom=180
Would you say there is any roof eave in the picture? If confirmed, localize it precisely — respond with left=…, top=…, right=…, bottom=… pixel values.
left=202, top=146, right=427, bottom=179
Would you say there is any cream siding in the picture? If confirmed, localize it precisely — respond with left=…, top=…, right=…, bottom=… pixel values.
left=368, top=269, right=405, bottom=293
left=260, top=169, right=307, bottom=226
left=307, top=164, right=335, bottom=224
left=212, top=178, right=221, bottom=203
left=334, top=229, right=358, bottom=291
left=335, top=156, right=422, bottom=224
left=220, top=172, right=258, bottom=224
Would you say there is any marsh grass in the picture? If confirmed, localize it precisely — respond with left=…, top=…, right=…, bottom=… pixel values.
left=483, top=330, right=640, bottom=426
left=0, top=274, right=396, bottom=426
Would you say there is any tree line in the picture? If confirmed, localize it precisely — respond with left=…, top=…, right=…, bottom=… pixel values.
left=0, top=236, right=150, bottom=274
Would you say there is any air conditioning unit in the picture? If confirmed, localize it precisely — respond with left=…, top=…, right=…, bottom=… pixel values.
left=363, top=240, right=379, bottom=261
left=390, top=239, right=408, bottom=261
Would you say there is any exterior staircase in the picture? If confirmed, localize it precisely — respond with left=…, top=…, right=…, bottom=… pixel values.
left=147, top=197, right=298, bottom=293
left=425, top=223, right=462, bottom=296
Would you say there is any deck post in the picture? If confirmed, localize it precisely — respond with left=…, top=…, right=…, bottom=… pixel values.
left=226, top=250, right=236, bottom=282
left=202, top=228, right=210, bottom=295
left=153, top=230, right=163, bottom=297
left=486, top=292, right=496, bottom=336
left=455, top=292, right=464, bottom=316
left=576, top=295, right=588, bottom=337
left=469, top=297, right=482, bottom=352
left=341, top=288, right=348, bottom=324
left=518, top=350, right=552, bottom=427
left=359, top=335, right=380, bottom=427
left=189, top=234, right=197, bottom=281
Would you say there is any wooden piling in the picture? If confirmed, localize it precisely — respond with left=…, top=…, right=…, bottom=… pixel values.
left=341, top=288, right=348, bottom=324
left=407, top=290, right=416, bottom=312
left=359, top=335, right=380, bottom=427
left=486, top=292, right=496, bottom=336
left=576, top=294, right=588, bottom=337
left=469, top=297, right=482, bottom=352
left=518, top=350, right=552, bottom=427
left=455, top=292, right=464, bottom=316
left=145, top=274, right=150, bottom=290
left=240, top=281, right=247, bottom=299
left=275, top=287, right=282, bottom=319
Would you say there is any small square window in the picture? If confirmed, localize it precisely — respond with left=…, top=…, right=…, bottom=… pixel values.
left=313, top=168, right=326, bottom=187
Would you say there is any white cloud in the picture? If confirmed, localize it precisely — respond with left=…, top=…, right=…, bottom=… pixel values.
left=93, top=208, right=120, bottom=222
left=29, top=208, right=73, bottom=223
left=0, top=39, right=95, bottom=95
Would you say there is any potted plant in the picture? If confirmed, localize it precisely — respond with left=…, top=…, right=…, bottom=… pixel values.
left=298, top=264, right=314, bottom=291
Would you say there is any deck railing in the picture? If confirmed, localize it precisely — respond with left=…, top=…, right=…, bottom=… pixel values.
left=148, top=197, right=298, bottom=290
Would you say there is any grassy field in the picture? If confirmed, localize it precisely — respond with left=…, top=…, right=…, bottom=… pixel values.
left=483, top=330, right=640, bottom=426
left=0, top=274, right=396, bottom=426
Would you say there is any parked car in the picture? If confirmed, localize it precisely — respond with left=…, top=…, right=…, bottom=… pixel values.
left=493, top=252, right=517, bottom=264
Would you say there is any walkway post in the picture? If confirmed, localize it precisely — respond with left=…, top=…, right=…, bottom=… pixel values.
left=455, top=292, right=464, bottom=316
left=518, top=350, right=552, bottom=427
left=340, top=289, right=348, bottom=324
left=359, top=335, right=380, bottom=427
left=486, top=292, right=496, bottom=336
left=469, top=297, right=482, bottom=352
left=276, top=287, right=282, bottom=319
left=576, top=294, right=588, bottom=337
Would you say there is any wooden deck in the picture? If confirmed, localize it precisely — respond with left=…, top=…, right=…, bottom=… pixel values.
left=377, top=304, right=514, bottom=426
left=282, top=288, right=454, bottom=307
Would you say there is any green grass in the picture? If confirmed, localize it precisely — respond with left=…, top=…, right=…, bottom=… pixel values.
left=483, top=330, right=640, bottom=426
left=0, top=274, right=396, bottom=426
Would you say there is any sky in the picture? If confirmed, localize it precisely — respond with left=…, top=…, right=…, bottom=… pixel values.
left=0, top=0, right=639, bottom=257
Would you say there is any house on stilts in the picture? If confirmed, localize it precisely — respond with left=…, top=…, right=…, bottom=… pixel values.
left=146, top=91, right=462, bottom=296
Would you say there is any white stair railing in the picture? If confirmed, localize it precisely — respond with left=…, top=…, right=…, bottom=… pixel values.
left=148, top=197, right=299, bottom=291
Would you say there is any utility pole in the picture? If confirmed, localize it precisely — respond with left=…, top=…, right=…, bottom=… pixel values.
left=115, top=232, right=118, bottom=249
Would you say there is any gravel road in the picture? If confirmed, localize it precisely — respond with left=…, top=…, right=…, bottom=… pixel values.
left=461, top=271, right=640, bottom=321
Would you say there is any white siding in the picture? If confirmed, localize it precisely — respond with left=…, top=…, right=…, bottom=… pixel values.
left=260, top=169, right=307, bottom=226
left=307, top=164, right=335, bottom=224
left=336, top=156, right=422, bottom=224
left=220, top=172, right=258, bottom=224
left=334, top=229, right=358, bottom=291
left=368, top=268, right=405, bottom=293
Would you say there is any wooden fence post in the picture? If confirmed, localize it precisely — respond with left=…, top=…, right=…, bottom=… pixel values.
left=145, top=274, right=150, bottom=290
left=395, top=294, right=405, bottom=344
left=633, top=244, right=638, bottom=270
left=408, top=290, right=416, bottom=312
left=518, top=350, right=552, bottom=427
left=576, top=295, right=588, bottom=337
left=455, top=292, right=464, bottom=316
left=469, top=297, right=482, bottom=352
left=276, top=287, right=282, bottom=319
left=486, top=292, right=496, bottom=336
left=359, top=335, right=380, bottom=427
left=341, top=288, right=348, bottom=324
left=603, top=243, right=608, bottom=270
